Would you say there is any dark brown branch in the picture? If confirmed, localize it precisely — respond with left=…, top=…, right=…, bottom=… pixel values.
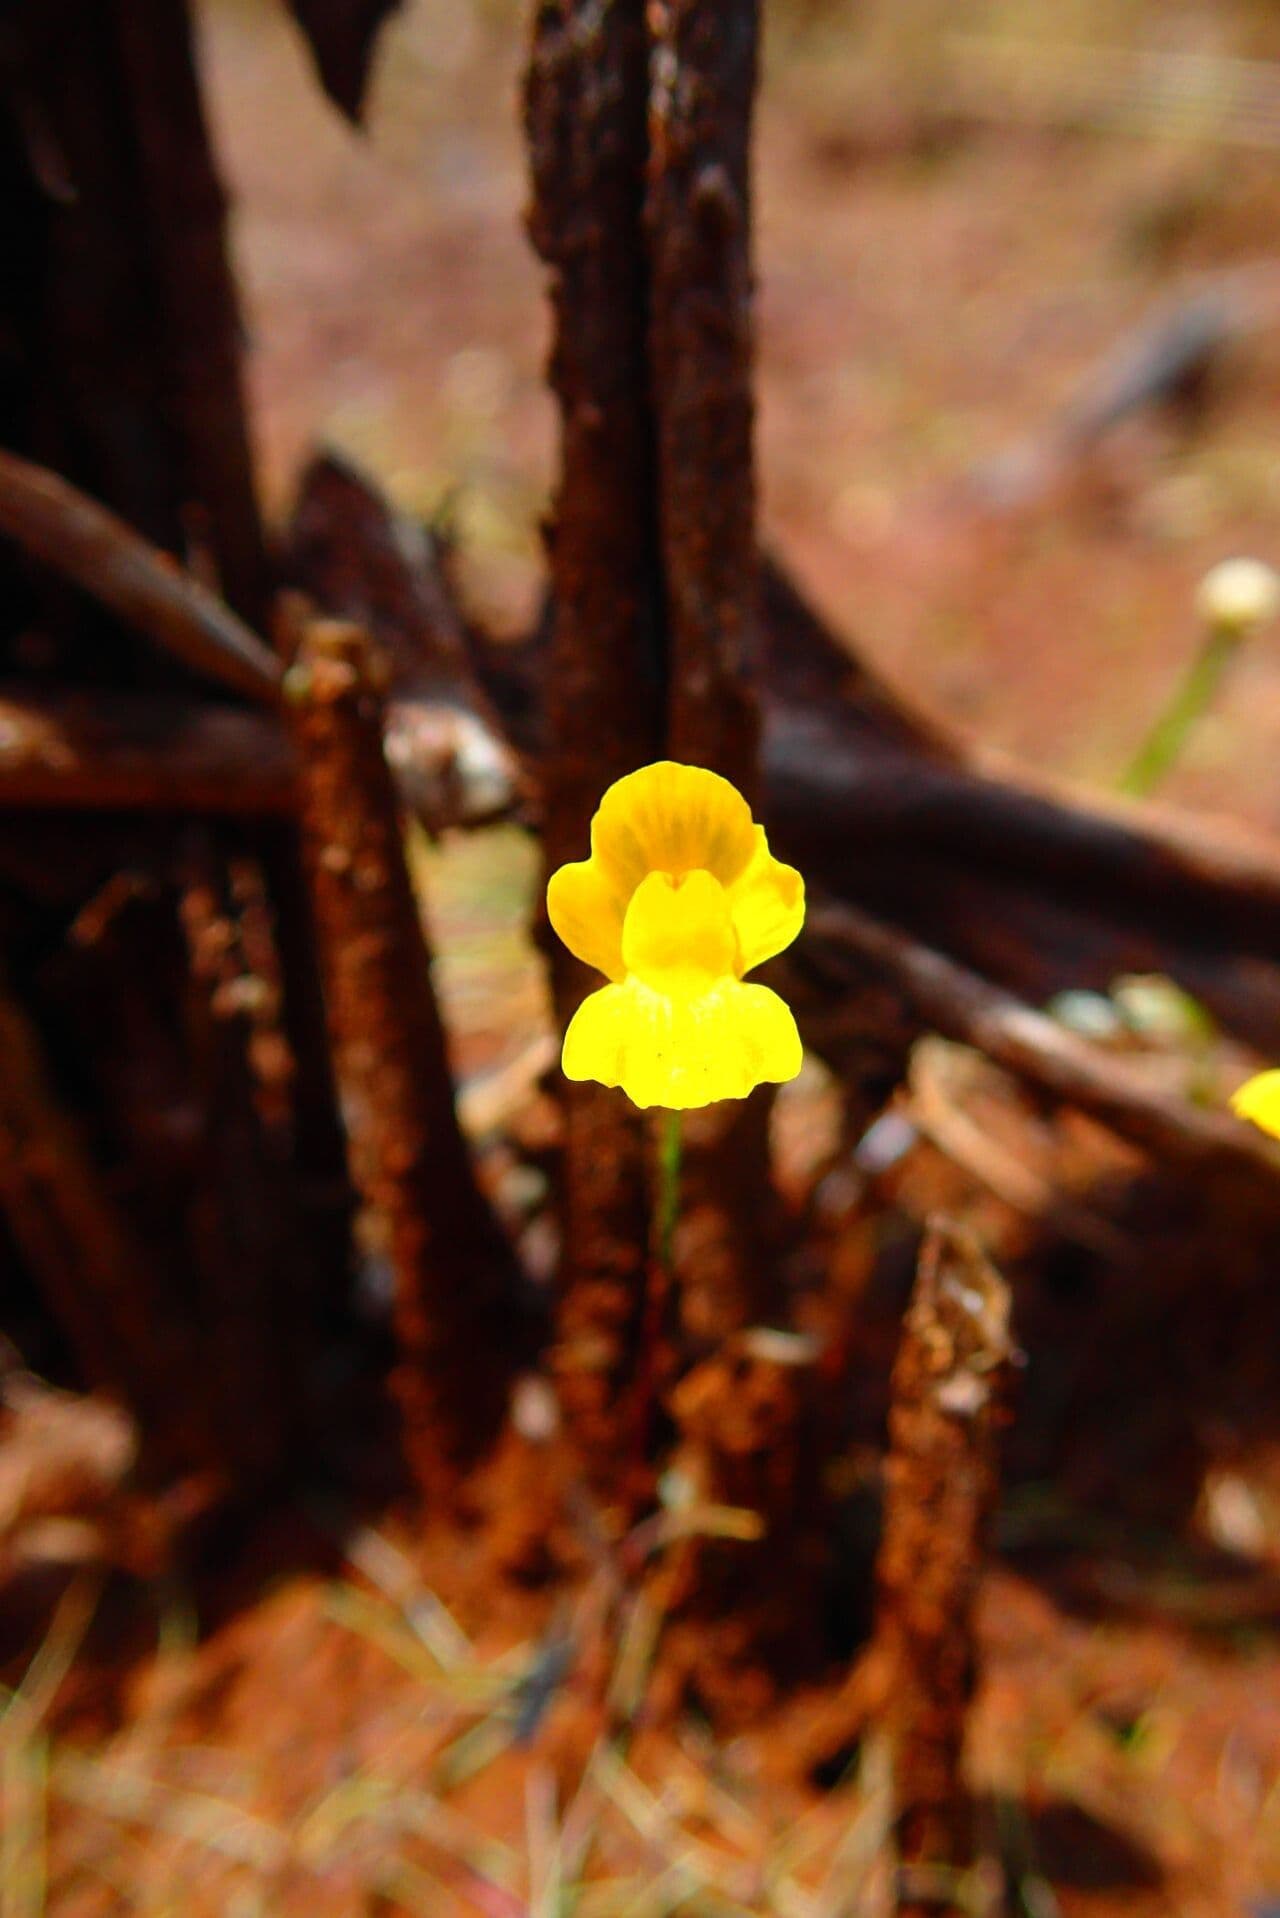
left=110, top=0, right=269, bottom=625
left=874, top=1219, right=1015, bottom=1914
left=646, top=0, right=761, bottom=787
left=287, top=451, right=524, bottom=827
left=752, top=564, right=1280, bottom=1053
left=281, top=605, right=526, bottom=1488
left=525, top=0, right=665, bottom=1489
left=0, top=686, right=294, bottom=813
left=0, top=451, right=282, bottom=704
left=1, top=4, right=267, bottom=624
left=0, top=674, right=519, bottom=837
left=288, top=451, right=485, bottom=699
left=178, top=835, right=300, bottom=1482
left=806, top=900, right=1280, bottom=1185
left=645, top=0, right=782, bottom=1341
left=0, top=957, right=218, bottom=1474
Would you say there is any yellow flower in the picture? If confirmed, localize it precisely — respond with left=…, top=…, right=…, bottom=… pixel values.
left=547, top=762, right=805, bottom=1110
left=1230, top=1069, right=1280, bottom=1139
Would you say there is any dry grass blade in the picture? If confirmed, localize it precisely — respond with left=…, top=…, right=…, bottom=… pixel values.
left=51, top=1751, right=288, bottom=1871
left=432, top=1709, right=522, bottom=1794
left=1, top=1572, right=103, bottom=1736
left=525, top=1762, right=562, bottom=1918
left=590, top=1745, right=760, bottom=1907
left=309, top=1500, right=473, bottom=1669
left=371, top=1859, right=470, bottom=1916
left=613, top=1861, right=701, bottom=1918
left=1, top=1730, right=48, bottom=1918
left=320, top=1578, right=538, bottom=1805
left=811, top=1735, right=895, bottom=1918
left=606, top=1587, right=668, bottom=1729
left=620, top=1502, right=767, bottom=1575
left=321, top=1582, right=451, bottom=1688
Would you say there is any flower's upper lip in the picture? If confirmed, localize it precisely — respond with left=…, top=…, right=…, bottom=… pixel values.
left=546, top=760, right=805, bottom=994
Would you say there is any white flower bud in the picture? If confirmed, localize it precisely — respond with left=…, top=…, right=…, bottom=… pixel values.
left=1196, top=557, right=1280, bottom=638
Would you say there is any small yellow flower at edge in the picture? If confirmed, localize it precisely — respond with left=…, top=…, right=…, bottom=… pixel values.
left=1230, top=1069, right=1280, bottom=1140
left=546, top=762, right=805, bottom=1110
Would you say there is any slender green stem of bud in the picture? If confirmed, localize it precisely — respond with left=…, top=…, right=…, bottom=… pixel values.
left=657, top=1109, right=683, bottom=1279
left=1118, top=625, right=1237, bottom=799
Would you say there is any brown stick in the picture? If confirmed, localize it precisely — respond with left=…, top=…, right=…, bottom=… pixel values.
left=110, top=0, right=269, bottom=626
left=287, top=451, right=524, bottom=827
left=0, top=686, right=294, bottom=813
left=646, top=0, right=761, bottom=788
left=0, top=676, right=519, bottom=842
left=874, top=1218, right=1016, bottom=1914
left=645, top=0, right=783, bottom=1340
left=806, top=900, right=1280, bottom=1185
left=2, top=5, right=190, bottom=562
left=525, top=0, right=666, bottom=1492
left=0, top=451, right=281, bottom=704
left=282, top=604, right=524, bottom=1488
left=178, top=834, right=297, bottom=1482
left=0, top=958, right=217, bottom=1474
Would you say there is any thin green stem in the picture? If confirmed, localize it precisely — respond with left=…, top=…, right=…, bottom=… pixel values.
left=656, top=1109, right=683, bottom=1280
left=1118, top=627, right=1238, bottom=799
left=630, top=1110, right=684, bottom=1477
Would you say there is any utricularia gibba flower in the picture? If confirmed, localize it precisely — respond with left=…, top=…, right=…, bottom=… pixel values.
left=546, top=762, right=805, bottom=1110
left=1231, top=1069, right=1280, bottom=1139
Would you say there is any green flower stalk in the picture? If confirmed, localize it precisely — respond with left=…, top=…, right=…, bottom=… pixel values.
left=1119, top=557, right=1280, bottom=800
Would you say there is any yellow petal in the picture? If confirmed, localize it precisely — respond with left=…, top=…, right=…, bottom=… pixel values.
left=546, top=858, right=626, bottom=981
left=1230, top=1068, right=1280, bottom=1140
left=562, top=976, right=803, bottom=1110
left=591, top=762, right=757, bottom=896
left=727, top=827, right=805, bottom=975
left=621, top=869, right=737, bottom=997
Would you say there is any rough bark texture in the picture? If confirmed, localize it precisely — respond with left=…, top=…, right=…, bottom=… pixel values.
left=1, top=0, right=268, bottom=636
left=645, top=0, right=781, bottom=1343
left=0, top=0, right=359, bottom=1486
left=646, top=0, right=760, bottom=787
left=525, top=0, right=667, bottom=1495
left=665, top=1326, right=828, bottom=1719
left=283, top=607, right=524, bottom=1489
left=0, top=688, right=294, bottom=814
left=110, top=0, right=268, bottom=625
left=287, top=451, right=523, bottom=830
left=178, top=836, right=299, bottom=1482
left=874, top=1219, right=1016, bottom=1913
left=0, top=959, right=218, bottom=1476
left=0, top=450, right=281, bottom=704
left=674, top=1091, right=787, bottom=1351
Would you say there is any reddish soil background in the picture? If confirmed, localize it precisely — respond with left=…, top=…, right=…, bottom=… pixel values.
left=7, top=2, right=1280, bottom=1912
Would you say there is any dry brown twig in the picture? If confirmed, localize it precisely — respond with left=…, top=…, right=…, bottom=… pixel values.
left=807, top=900, right=1280, bottom=1187
left=874, top=1217, right=1016, bottom=1918
left=0, top=962, right=218, bottom=1474
left=281, top=601, right=527, bottom=1489
left=524, top=0, right=665, bottom=1496
left=0, top=450, right=280, bottom=704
